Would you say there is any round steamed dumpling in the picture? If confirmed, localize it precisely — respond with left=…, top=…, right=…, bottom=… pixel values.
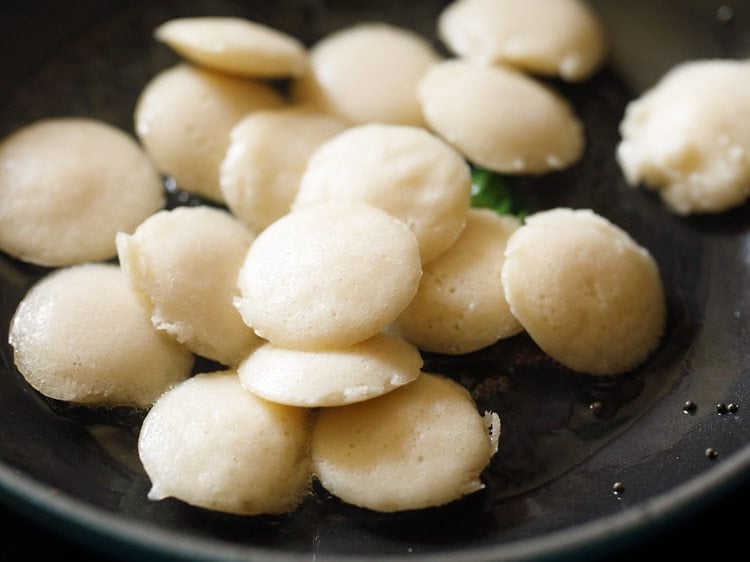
left=134, top=64, right=283, bottom=201
left=220, top=107, right=348, bottom=231
left=0, top=118, right=164, bottom=267
left=238, top=333, right=422, bottom=407
left=138, top=371, right=311, bottom=515
left=311, top=372, right=500, bottom=512
left=293, top=23, right=440, bottom=126
left=501, top=208, right=666, bottom=375
left=9, top=264, right=193, bottom=407
left=390, top=209, right=523, bottom=354
left=438, top=0, right=607, bottom=82
left=418, top=59, right=584, bottom=174
left=235, top=202, right=422, bottom=350
left=155, top=17, right=307, bottom=78
left=117, top=206, right=258, bottom=367
left=617, top=59, right=750, bottom=215
left=294, top=124, right=471, bottom=264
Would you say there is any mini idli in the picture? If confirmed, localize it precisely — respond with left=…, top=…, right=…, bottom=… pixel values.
left=235, top=202, right=422, bottom=350
left=0, top=118, right=164, bottom=267
left=617, top=59, right=750, bottom=215
left=390, top=209, right=523, bottom=354
left=294, top=123, right=471, bottom=263
left=438, top=0, right=607, bottom=82
left=134, top=64, right=283, bottom=201
left=9, top=264, right=193, bottom=408
left=238, top=333, right=422, bottom=407
left=293, top=23, right=440, bottom=126
left=501, top=208, right=666, bottom=375
left=311, top=372, right=500, bottom=512
left=117, top=206, right=258, bottom=367
left=155, top=17, right=307, bottom=78
left=418, top=60, right=584, bottom=174
left=220, top=107, right=347, bottom=231
left=139, top=371, right=311, bottom=515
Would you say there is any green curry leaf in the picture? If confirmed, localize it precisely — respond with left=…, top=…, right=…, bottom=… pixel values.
left=470, top=168, right=529, bottom=220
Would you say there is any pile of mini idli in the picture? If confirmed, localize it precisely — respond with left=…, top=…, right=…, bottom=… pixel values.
left=1, top=0, right=682, bottom=516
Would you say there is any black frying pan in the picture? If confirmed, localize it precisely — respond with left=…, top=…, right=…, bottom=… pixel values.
left=0, top=1, right=749, bottom=560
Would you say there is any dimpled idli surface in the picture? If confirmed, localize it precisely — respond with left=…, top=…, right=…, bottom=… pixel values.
left=0, top=118, right=164, bottom=267
left=117, top=206, right=258, bottom=367
left=501, top=208, right=666, bottom=375
left=238, top=333, right=422, bottom=407
left=311, top=372, right=500, bottom=512
left=390, top=209, right=522, bottom=354
left=9, top=264, right=193, bottom=407
left=155, top=17, right=307, bottom=78
left=235, top=202, right=422, bottom=350
left=294, top=124, right=471, bottom=264
left=617, top=59, right=750, bottom=215
left=438, top=0, right=607, bottom=82
left=220, top=107, right=347, bottom=231
left=418, top=60, right=584, bottom=174
left=293, top=23, right=439, bottom=126
left=138, top=371, right=311, bottom=515
left=134, top=64, right=283, bottom=201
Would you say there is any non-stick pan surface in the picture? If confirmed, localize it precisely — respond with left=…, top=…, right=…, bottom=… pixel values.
left=0, top=1, right=749, bottom=560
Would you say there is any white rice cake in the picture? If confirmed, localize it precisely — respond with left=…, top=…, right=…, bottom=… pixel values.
left=9, top=264, right=193, bottom=408
left=293, top=23, right=439, bottom=126
left=220, top=107, right=347, bottom=231
left=134, top=64, right=283, bottom=202
left=390, top=209, right=523, bottom=354
left=117, top=206, right=259, bottom=367
left=311, top=372, right=500, bottom=512
left=418, top=60, right=584, bottom=174
left=238, top=333, right=422, bottom=407
left=155, top=17, right=307, bottom=78
left=501, top=208, right=666, bottom=375
left=138, top=371, right=311, bottom=515
left=294, top=123, right=471, bottom=264
left=0, top=118, right=164, bottom=266
left=617, top=59, right=750, bottom=215
left=235, top=202, right=422, bottom=350
left=438, top=0, right=607, bottom=82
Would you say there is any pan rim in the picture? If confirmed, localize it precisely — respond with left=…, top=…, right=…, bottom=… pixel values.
left=1, top=436, right=749, bottom=561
